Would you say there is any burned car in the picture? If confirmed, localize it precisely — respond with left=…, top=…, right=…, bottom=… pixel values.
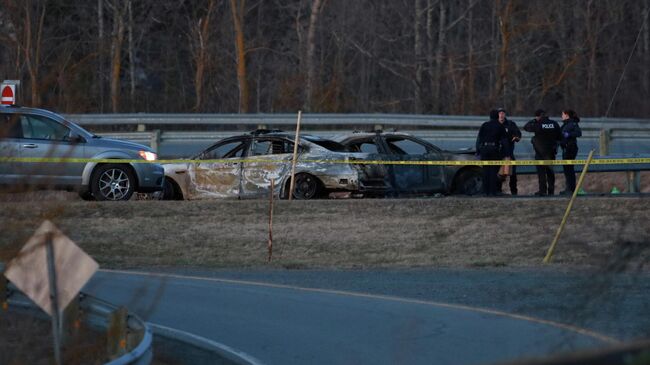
left=335, top=131, right=482, bottom=196
left=160, top=131, right=383, bottom=200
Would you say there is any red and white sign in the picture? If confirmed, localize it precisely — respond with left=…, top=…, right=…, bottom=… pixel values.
left=1, top=83, right=16, bottom=105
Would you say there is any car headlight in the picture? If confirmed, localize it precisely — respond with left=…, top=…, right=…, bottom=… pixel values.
left=138, top=150, right=158, bottom=161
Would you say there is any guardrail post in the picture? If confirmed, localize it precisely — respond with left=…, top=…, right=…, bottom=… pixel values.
left=126, top=318, right=145, bottom=352
left=374, top=124, right=383, bottom=132
left=599, top=129, right=610, bottom=156
left=257, top=124, right=267, bottom=130
left=150, top=129, right=161, bottom=154
left=137, top=123, right=146, bottom=132
left=627, top=171, right=641, bottom=193
left=107, top=306, right=128, bottom=359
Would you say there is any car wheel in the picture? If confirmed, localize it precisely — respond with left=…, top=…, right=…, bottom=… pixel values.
left=91, top=164, right=136, bottom=201
left=454, top=168, right=483, bottom=195
left=161, top=177, right=182, bottom=200
left=291, top=173, right=321, bottom=200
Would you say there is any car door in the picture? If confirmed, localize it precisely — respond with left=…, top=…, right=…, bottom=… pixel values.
left=15, top=113, right=86, bottom=186
left=188, top=138, right=246, bottom=199
left=341, top=136, right=390, bottom=189
left=240, top=137, right=293, bottom=198
left=0, top=113, right=22, bottom=183
left=381, top=136, right=445, bottom=193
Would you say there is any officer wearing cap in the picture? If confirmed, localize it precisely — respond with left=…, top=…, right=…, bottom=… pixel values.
left=496, top=107, right=521, bottom=195
left=476, top=109, right=511, bottom=196
left=524, top=109, right=562, bottom=196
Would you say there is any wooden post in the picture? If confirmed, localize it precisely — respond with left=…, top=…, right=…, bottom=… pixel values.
left=544, top=150, right=595, bottom=264
left=288, top=111, right=303, bottom=201
left=268, top=180, right=274, bottom=262
left=599, top=129, right=610, bottom=156
left=107, top=307, right=128, bottom=359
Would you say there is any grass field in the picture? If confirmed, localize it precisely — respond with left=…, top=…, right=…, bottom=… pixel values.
left=1, top=193, right=648, bottom=271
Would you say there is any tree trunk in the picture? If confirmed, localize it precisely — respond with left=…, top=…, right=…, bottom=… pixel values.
left=98, top=0, right=105, bottom=112
left=495, top=0, right=513, bottom=108
left=230, top=0, right=249, bottom=113
left=643, top=0, right=650, bottom=111
left=585, top=0, right=599, bottom=115
left=305, top=0, right=325, bottom=112
left=432, top=1, right=446, bottom=114
left=193, top=0, right=216, bottom=112
left=413, top=0, right=424, bottom=114
left=466, top=0, right=475, bottom=114
left=110, top=0, right=125, bottom=113
left=127, top=0, right=135, bottom=111
left=23, top=0, right=46, bottom=107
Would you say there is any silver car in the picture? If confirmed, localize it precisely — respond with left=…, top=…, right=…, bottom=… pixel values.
left=0, top=105, right=164, bottom=200
left=160, top=131, right=379, bottom=200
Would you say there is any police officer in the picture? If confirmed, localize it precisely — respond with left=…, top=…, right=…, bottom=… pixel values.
left=524, top=109, right=562, bottom=196
left=496, top=107, right=521, bottom=195
left=476, top=109, right=511, bottom=196
left=559, top=109, right=582, bottom=194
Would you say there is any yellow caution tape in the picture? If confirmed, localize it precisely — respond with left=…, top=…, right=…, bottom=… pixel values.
left=1, top=156, right=650, bottom=166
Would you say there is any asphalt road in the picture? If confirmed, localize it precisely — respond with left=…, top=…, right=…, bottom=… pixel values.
left=82, top=268, right=650, bottom=365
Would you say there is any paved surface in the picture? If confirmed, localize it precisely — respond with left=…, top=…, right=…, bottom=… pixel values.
left=82, top=268, right=650, bottom=365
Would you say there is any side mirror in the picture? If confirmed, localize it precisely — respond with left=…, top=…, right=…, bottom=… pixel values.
left=68, top=133, right=86, bottom=143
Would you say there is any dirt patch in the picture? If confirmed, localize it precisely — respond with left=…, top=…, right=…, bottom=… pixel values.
left=0, top=195, right=648, bottom=271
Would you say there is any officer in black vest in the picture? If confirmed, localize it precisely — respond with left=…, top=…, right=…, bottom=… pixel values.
left=476, top=109, right=511, bottom=196
left=523, top=109, right=562, bottom=196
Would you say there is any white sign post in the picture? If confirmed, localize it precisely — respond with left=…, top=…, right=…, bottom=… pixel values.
left=4, top=220, right=99, bottom=365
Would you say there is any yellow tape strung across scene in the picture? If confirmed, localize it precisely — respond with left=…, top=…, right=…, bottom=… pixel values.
left=1, top=156, right=650, bottom=166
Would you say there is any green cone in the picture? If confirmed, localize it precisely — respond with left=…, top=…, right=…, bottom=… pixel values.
left=611, top=186, right=621, bottom=194
left=577, top=188, right=587, bottom=195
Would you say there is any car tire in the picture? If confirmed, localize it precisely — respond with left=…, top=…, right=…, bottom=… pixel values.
left=454, top=168, right=483, bottom=195
left=290, top=173, right=322, bottom=200
left=91, top=164, right=136, bottom=201
left=161, top=177, right=183, bottom=200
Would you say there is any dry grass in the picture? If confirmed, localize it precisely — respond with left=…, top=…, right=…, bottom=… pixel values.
left=1, top=193, right=648, bottom=271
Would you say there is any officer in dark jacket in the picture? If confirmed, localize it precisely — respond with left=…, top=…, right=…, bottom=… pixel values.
left=524, top=109, right=562, bottom=196
left=496, top=107, right=521, bottom=195
left=559, top=109, right=582, bottom=194
left=476, top=109, right=511, bottom=196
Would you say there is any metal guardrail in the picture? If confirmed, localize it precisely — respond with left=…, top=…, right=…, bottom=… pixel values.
left=65, top=113, right=650, bottom=129
left=65, top=113, right=650, bottom=158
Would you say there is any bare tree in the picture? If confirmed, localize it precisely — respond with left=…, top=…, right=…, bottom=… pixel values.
left=188, top=0, right=217, bottom=112
left=230, top=0, right=249, bottom=113
left=107, top=0, right=127, bottom=113
left=304, top=0, right=327, bottom=112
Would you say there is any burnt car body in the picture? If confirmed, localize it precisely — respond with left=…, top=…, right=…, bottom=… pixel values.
left=335, top=131, right=483, bottom=196
left=161, top=131, right=380, bottom=200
